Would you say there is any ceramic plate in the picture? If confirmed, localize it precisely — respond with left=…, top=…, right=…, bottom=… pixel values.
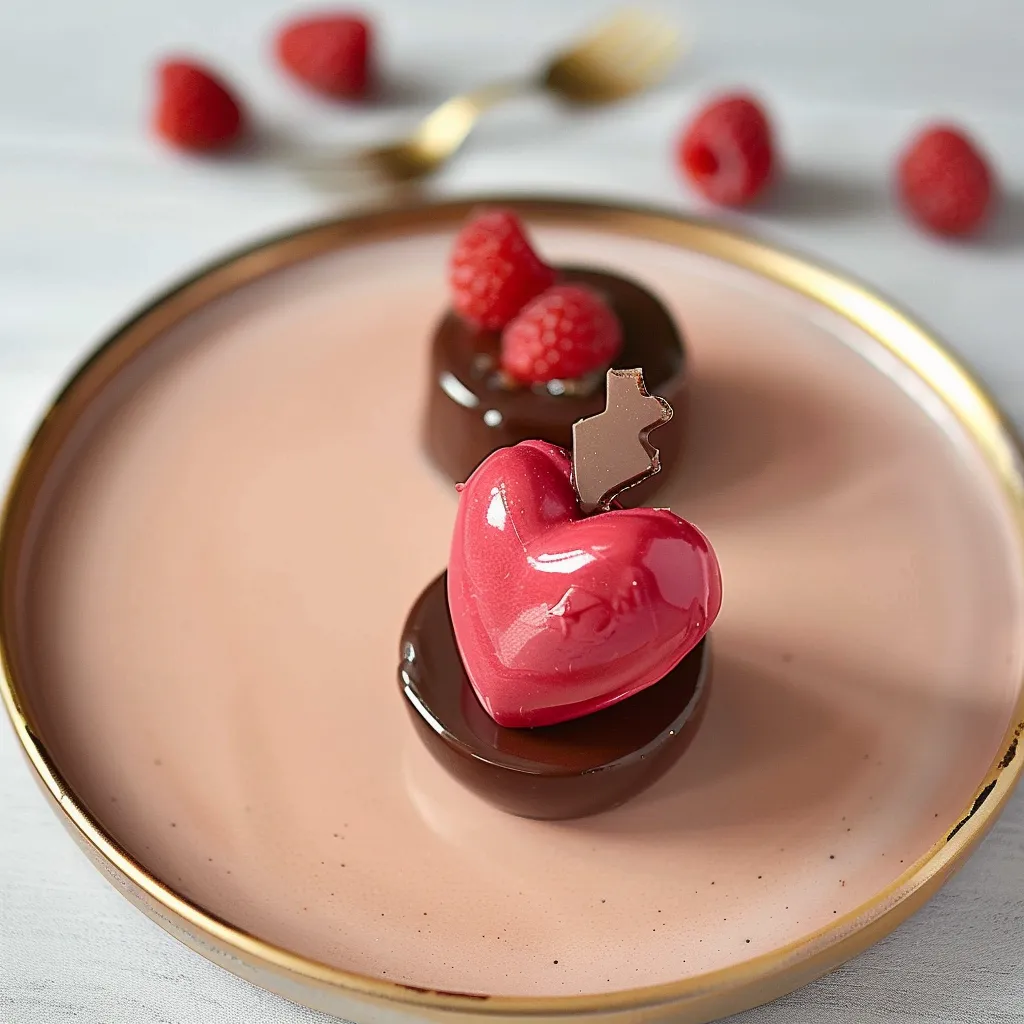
left=3, top=198, right=1023, bottom=1024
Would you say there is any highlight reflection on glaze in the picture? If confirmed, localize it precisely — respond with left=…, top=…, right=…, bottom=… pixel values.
left=447, top=440, right=721, bottom=727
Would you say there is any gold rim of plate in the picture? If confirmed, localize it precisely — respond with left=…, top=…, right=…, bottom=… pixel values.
left=2, top=196, right=1023, bottom=1023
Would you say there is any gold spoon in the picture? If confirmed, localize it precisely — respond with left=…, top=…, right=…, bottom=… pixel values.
left=300, top=8, right=681, bottom=188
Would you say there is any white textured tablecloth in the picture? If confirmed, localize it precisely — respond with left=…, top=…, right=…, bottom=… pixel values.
left=2, top=1, right=1023, bottom=1021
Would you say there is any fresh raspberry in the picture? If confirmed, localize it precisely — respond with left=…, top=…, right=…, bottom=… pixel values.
left=897, top=125, right=994, bottom=237
left=678, top=94, right=774, bottom=206
left=501, top=285, right=622, bottom=384
left=449, top=210, right=557, bottom=331
left=153, top=59, right=245, bottom=151
left=276, top=14, right=373, bottom=99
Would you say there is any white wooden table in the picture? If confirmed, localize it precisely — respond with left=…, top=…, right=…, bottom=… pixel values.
left=2, top=1, right=1023, bottom=1020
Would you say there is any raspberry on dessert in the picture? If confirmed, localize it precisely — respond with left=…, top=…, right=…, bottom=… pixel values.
left=500, top=284, right=622, bottom=384
left=275, top=13, right=373, bottom=99
left=677, top=94, right=774, bottom=206
left=897, top=125, right=995, bottom=237
left=425, top=263, right=687, bottom=500
left=449, top=210, right=557, bottom=331
left=153, top=59, right=245, bottom=151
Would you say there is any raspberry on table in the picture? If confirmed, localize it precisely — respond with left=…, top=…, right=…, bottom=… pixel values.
left=897, top=125, right=995, bottom=237
left=500, top=284, right=623, bottom=384
left=153, top=59, right=245, bottom=152
left=449, top=210, right=557, bottom=331
left=677, top=94, right=774, bottom=206
left=275, top=13, right=373, bottom=99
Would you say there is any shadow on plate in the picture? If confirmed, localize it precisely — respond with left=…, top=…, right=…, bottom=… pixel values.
left=656, top=362, right=864, bottom=522
left=570, top=638, right=1007, bottom=838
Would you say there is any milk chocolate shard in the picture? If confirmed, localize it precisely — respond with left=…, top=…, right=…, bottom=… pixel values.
left=571, top=368, right=673, bottom=514
left=423, top=266, right=688, bottom=510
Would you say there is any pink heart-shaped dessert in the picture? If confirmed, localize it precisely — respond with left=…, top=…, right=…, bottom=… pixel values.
left=448, top=440, right=722, bottom=728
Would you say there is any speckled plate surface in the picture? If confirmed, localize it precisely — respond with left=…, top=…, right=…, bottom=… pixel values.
left=3, top=198, right=1023, bottom=1024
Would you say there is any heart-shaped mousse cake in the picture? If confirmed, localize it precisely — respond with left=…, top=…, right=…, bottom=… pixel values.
left=447, top=439, right=722, bottom=728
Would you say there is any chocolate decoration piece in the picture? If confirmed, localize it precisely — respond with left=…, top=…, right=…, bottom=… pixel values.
left=399, top=573, right=711, bottom=821
left=423, top=267, right=687, bottom=508
left=572, top=368, right=673, bottom=514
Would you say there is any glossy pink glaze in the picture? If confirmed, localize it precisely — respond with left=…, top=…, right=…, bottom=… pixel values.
left=447, top=440, right=722, bottom=727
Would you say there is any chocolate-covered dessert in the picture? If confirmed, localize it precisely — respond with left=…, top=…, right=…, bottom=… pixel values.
left=424, top=210, right=686, bottom=505
left=399, top=369, right=721, bottom=821
left=400, top=574, right=711, bottom=820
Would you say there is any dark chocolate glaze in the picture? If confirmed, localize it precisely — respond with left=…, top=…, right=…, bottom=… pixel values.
left=423, top=267, right=687, bottom=507
left=398, top=572, right=711, bottom=821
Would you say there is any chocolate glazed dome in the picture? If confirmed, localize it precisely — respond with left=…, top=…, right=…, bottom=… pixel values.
left=423, top=267, right=687, bottom=506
